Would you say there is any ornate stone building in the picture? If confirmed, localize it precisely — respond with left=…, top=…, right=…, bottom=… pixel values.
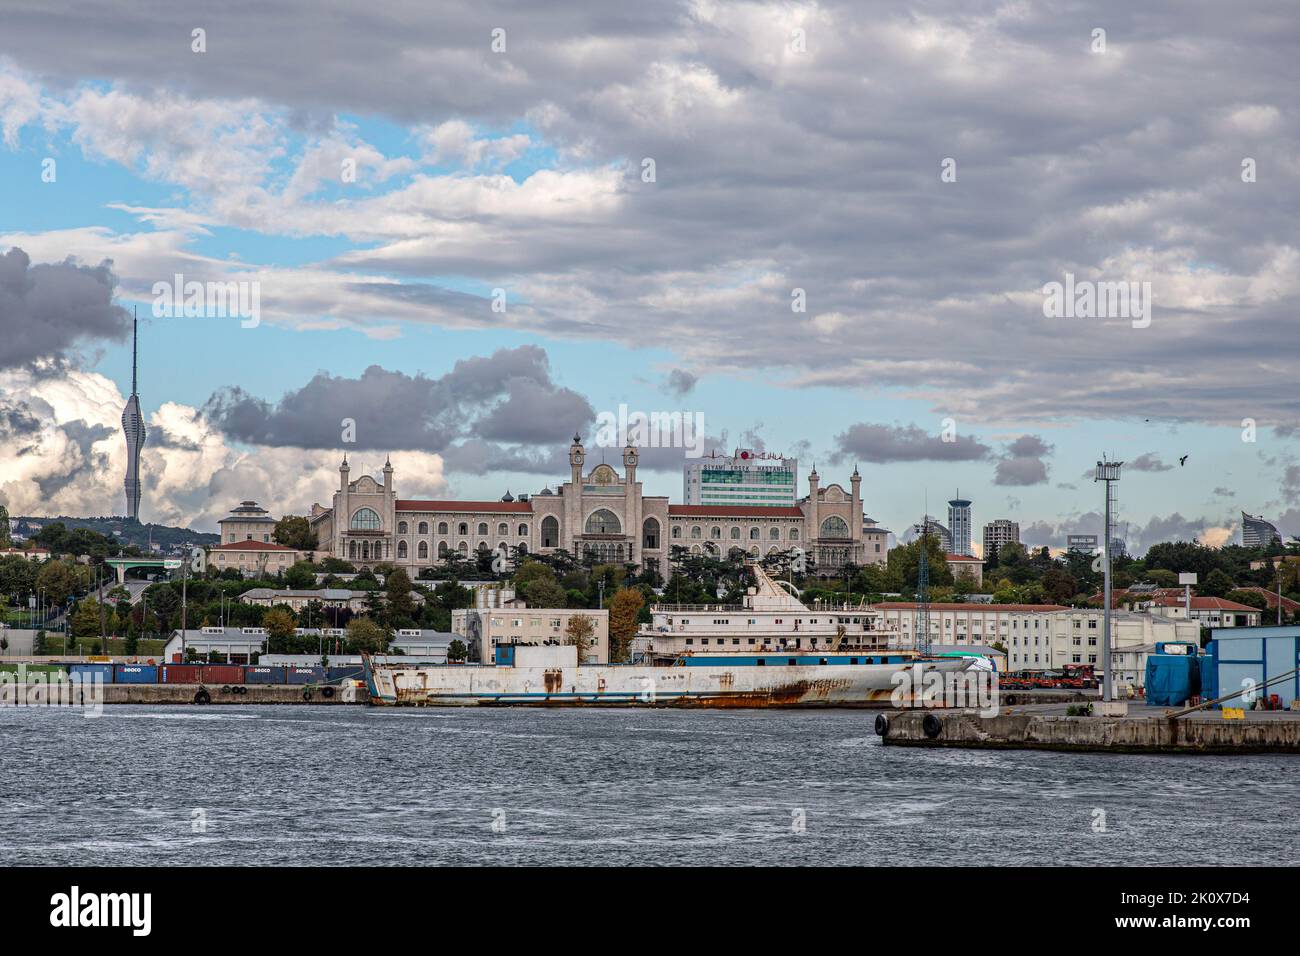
left=307, top=435, right=870, bottom=576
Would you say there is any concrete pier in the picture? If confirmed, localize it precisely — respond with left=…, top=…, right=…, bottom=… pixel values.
left=877, top=704, right=1300, bottom=754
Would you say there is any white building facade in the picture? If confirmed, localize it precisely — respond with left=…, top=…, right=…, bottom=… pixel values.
left=307, top=437, right=872, bottom=577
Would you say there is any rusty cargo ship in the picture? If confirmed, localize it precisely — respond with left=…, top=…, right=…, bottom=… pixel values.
left=362, top=646, right=988, bottom=709
left=363, top=563, right=991, bottom=708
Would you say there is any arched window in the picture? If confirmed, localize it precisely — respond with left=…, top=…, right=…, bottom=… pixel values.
left=749, top=546, right=760, bottom=557
left=457, top=541, right=468, bottom=554
left=643, top=517, right=660, bottom=550
left=477, top=522, right=488, bottom=536
left=770, top=526, right=780, bottom=539
left=750, top=526, right=761, bottom=540
left=691, top=544, right=702, bottom=555
left=397, top=521, right=409, bottom=534
left=710, top=526, right=721, bottom=540
left=790, top=528, right=800, bottom=540
left=518, top=542, right=528, bottom=556
left=418, top=521, right=428, bottom=535
left=585, top=509, right=621, bottom=535
left=397, top=541, right=408, bottom=559
left=690, top=525, right=701, bottom=539
left=672, top=526, right=682, bottom=539
left=350, top=508, right=381, bottom=531
left=348, top=541, right=357, bottom=559
left=730, top=526, right=741, bottom=540
left=728, top=546, right=745, bottom=560
left=438, top=541, right=448, bottom=556
left=541, top=516, right=559, bottom=548
left=418, top=541, right=428, bottom=560
left=438, top=522, right=449, bottom=534
left=458, top=522, right=468, bottom=535
left=497, top=522, right=508, bottom=536
left=820, top=516, right=850, bottom=538
left=704, top=541, right=719, bottom=557
left=361, top=541, right=371, bottom=560
left=518, top=523, right=528, bottom=536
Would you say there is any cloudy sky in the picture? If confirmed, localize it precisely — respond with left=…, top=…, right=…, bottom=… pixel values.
left=0, top=0, right=1296, bottom=550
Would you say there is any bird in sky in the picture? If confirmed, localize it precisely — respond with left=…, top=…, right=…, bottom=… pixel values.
left=1179, top=455, right=1189, bottom=466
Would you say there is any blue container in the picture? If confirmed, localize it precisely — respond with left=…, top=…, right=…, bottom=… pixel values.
left=1199, top=641, right=1219, bottom=707
left=1145, top=653, right=1200, bottom=706
left=113, top=664, right=158, bottom=684
left=244, top=666, right=286, bottom=685
left=284, top=666, right=325, bottom=685
left=326, top=665, right=363, bottom=683
left=69, top=663, right=114, bottom=684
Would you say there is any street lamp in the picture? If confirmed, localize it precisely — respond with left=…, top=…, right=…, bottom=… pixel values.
left=1094, top=459, right=1123, bottom=708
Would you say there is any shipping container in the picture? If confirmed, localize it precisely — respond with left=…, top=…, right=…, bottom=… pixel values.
left=326, top=665, right=364, bottom=683
left=113, top=664, right=159, bottom=684
left=201, top=665, right=245, bottom=684
left=161, top=664, right=204, bottom=684
left=0, top=663, right=68, bottom=677
left=284, top=666, right=325, bottom=685
left=244, top=666, right=286, bottom=685
left=68, top=663, right=114, bottom=684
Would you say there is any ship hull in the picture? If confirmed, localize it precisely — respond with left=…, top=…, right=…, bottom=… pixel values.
left=364, top=658, right=979, bottom=709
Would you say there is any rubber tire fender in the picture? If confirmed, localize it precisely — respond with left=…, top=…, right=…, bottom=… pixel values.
left=194, top=688, right=211, bottom=705
left=302, top=689, right=313, bottom=702
left=321, top=686, right=335, bottom=699
left=874, top=714, right=889, bottom=737
left=922, top=712, right=943, bottom=739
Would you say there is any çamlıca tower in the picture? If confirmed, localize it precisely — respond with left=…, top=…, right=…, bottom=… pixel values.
left=121, top=308, right=146, bottom=520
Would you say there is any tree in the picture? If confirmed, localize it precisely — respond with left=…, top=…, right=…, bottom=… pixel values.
left=385, top=567, right=417, bottom=626
left=1199, top=568, right=1235, bottom=598
left=1041, top=568, right=1078, bottom=605
left=346, top=616, right=391, bottom=654
left=32, top=629, right=46, bottom=655
left=284, top=561, right=316, bottom=590
left=1144, top=568, right=1179, bottom=588
left=564, top=614, right=596, bottom=662
left=0, top=554, right=38, bottom=600
left=263, top=607, right=297, bottom=653
left=37, top=559, right=86, bottom=607
left=447, top=639, right=468, bottom=662
left=273, top=515, right=319, bottom=551
left=607, top=588, right=644, bottom=663
left=71, top=599, right=107, bottom=639
left=887, top=537, right=955, bottom=590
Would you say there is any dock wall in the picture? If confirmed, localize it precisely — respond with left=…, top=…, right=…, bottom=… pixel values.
left=877, top=709, right=1300, bottom=754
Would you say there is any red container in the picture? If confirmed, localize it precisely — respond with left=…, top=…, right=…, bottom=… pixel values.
left=161, top=664, right=203, bottom=684
left=202, top=665, right=245, bottom=684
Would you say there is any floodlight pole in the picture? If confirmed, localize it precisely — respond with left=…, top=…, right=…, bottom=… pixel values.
left=1095, top=460, right=1123, bottom=703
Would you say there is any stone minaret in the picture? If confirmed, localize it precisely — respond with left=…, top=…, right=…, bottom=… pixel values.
left=623, top=442, right=640, bottom=564
left=120, top=307, right=147, bottom=521
left=337, top=456, right=351, bottom=557
left=382, top=455, right=395, bottom=560
left=566, top=433, right=585, bottom=556
left=806, top=464, right=820, bottom=561
left=850, top=464, right=863, bottom=558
